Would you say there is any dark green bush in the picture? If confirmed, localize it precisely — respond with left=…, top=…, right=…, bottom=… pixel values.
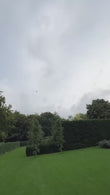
left=26, top=145, right=36, bottom=156
left=39, top=136, right=58, bottom=154
left=20, top=141, right=28, bottom=147
left=26, top=137, right=59, bottom=156
left=0, top=142, right=20, bottom=155
left=40, top=142, right=58, bottom=154
left=98, top=140, right=110, bottom=148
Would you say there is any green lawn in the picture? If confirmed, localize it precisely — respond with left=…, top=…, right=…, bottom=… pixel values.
left=0, top=147, right=110, bottom=195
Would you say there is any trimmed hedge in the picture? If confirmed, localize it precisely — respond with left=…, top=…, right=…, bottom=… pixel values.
left=0, top=142, right=20, bottom=155
left=20, top=141, right=28, bottom=147
left=40, top=142, right=59, bottom=154
left=26, top=120, right=110, bottom=156
left=39, top=136, right=59, bottom=154
left=63, top=120, right=110, bottom=151
left=26, top=136, right=59, bottom=156
left=26, top=143, right=59, bottom=156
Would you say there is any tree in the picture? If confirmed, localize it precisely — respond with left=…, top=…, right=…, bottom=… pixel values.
left=0, top=92, right=12, bottom=138
left=74, top=113, right=88, bottom=120
left=0, top=92, right=7, bottom=130
left=39, top=112, right=60, bottom=136
left=28, top=118, right=43, bottom=155
left=8, top=111, right=29, bottom=142
left=87, top=99, right=110, bottom=119
left=0, top=131, right=7, bottom=142
left=53, top=119, right=64, bottom=152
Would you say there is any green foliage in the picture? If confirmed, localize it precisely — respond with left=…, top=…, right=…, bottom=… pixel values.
left=0, top=131, right=7, bottom=142
left=40, top=142, right=58, bottom=154
left=0, top=142, right=20, bottom=155
left=0, top=92, right=30, bottom=143
left=40, top=136, right=59, bottom=154
left=26, top=145, right=36, bottom=156
left=8, top=111, right=29, bottom=142
left=53, top=119, right=64, bottom=152
left=98, top=140, right=110, bottom=148
left=20, top=141, right=28, bottom=147
left=63, top=120, right=110, bottom=150
left=0, top=92, right=6, bottom=128
left=39, top=112, right=60, bottom=136
left=87, top=99, right=110, bottom=119
left=74, top=113, right=88, bottom=120
left=0, top=92, right=12, bottom=134
left=27, top=119, right=43, bottom=156
left=2, top=91, right=110, bottom=157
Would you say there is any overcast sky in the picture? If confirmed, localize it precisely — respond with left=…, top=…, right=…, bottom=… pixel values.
left=0, top=0, right=110, bottom=118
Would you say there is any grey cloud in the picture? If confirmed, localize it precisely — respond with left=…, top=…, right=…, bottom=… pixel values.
left=68, top=89, right=110, bottom=118
left=0, top=0, right=110, bottom=117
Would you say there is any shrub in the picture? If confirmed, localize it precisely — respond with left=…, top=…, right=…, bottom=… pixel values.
left=40, top=142, right=59, bottom=154
left=39, top=136, right=58, bottom=154
left=98, top=140, right=110, bottom=148
left=26, top=145, right=36, bottom=156
left=0, top=142, right=20, bottom=155
left=20, top=141, right=28, bottom=147
left=26, top=136, right=59, bottom=156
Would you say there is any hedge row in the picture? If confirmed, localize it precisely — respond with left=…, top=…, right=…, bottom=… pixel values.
left=0, top=142, right=20, bottom=155
left=63, top=120, right=110, bottom=150
left=26, top=120, right=110, bottom=156
left=40, top=143, right=59, bottom=154
left=20, top=141, right=28, bottom=147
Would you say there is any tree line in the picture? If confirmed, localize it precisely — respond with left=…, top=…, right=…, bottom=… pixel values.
left=1, top=91, right=110, bottom=155
left=0, top=92, right=64, bottom=143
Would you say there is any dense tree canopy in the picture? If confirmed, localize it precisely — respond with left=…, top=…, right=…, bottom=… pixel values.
left=0, top=92, right=12, bottom=141
left=74, top=113, right=88, bottom=120
left=8, top=111, right=29, bottom=141
left=87, top=99, right=110, bottom=119
left=1, top=92, right=110, bottom=149
left=39, top=112, right=60, bottom=136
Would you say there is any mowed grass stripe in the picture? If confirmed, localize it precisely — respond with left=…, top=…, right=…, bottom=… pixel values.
left=0, top=147, right=110, bottom=195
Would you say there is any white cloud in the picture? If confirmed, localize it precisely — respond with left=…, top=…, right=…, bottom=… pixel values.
left=0, top=0, right=110, bottom=117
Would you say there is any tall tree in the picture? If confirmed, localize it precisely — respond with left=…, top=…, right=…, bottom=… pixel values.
left=53, top=119, right=64, bottom=152
left=87, top=99, right=110, bottom=119
left=28, top=118, right=43, bottom=155
left=39, top=112, right=60, bottom=136
left=8, top=111, right=29, bottom=142
left=0, top=92, right=12, bottom=141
